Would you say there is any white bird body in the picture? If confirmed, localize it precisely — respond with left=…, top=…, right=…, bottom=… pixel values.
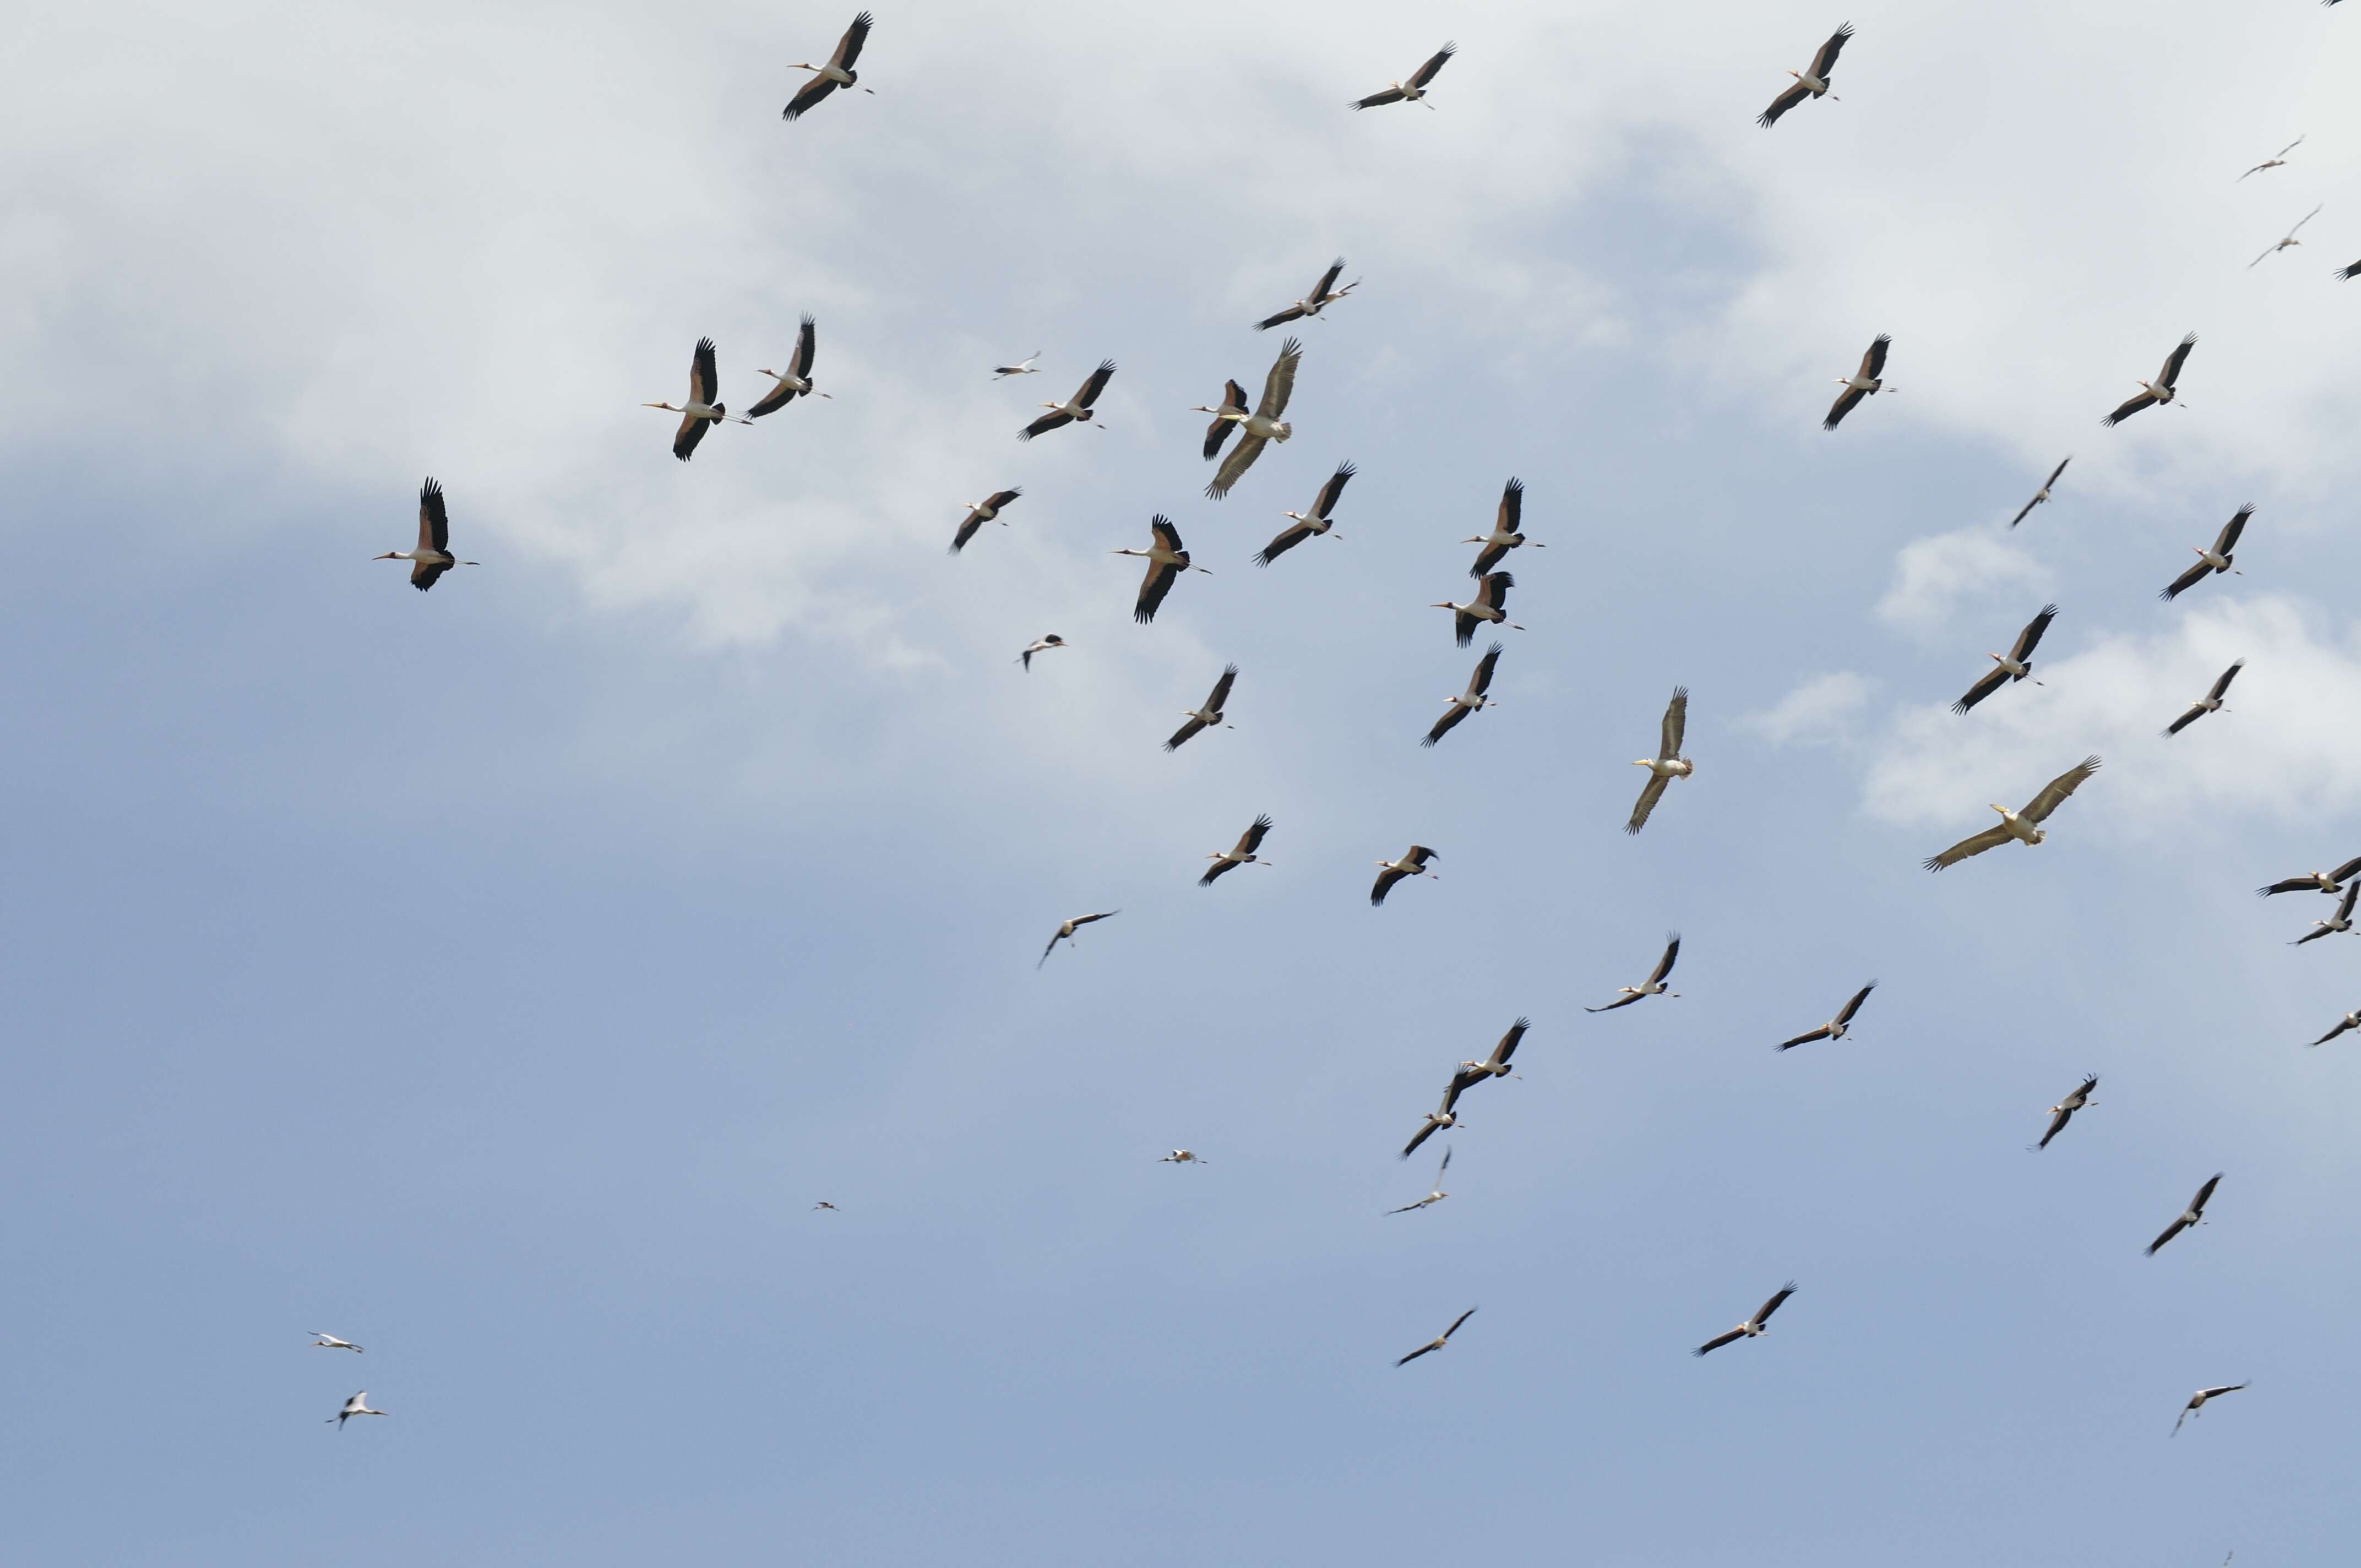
left=1158, top=1149, right=1206, bottom=1164
left=328, top=1391, right=386, bottom=1428
left=1018, top=634, right=1066, bottom=670
left=993, top=351, right=1042, bottom=379
left=309, top=1332, right=363, bottom=1353
left=1388, top=1147, right=1452, bottom=1214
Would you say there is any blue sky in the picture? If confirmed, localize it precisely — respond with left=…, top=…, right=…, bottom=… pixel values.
left=6, top=2, right=2361, bottom=1562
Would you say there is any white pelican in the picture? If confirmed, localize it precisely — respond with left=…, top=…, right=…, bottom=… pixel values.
left=1464, top=477, right=1541, bottom=576
left=1017, top=633, right=1066, bottom=671
left=1113, top=515, right=1209, bottom=624
left=1352, top=43, right=1455, bottom=111
left=1206, top=337, right=1302, bottom=499
left=1423, top=643, right=1502, bottom=748
left=1396, top=1307, right=1477, bottom=1366
left=2166, top=660, right=2244, bottom=736
left=748, top=315, right=831, bottom=417
left=1823, top=334, right=1891, bottom=429
left=1166, top=666, right=1237, bottom=752
left=309, top=1332, right=363, bottom=1353
left=2249, top=204, right=2322, bottom=267
left=1200, top=815, right=1274, bottom=886
left=1387, top=1147, right=1451, bottom=1214
left=1694, top=1283, right=1797, bottom=1357
left=782, top=11, right=875, bottom=121
left=1626, top=687, right=1693, bottom=834
left=2310, top=1010, right=2361, bottom=1047
left=1255, top=258, right=1359, bottom=330
left=374, top=479, right=478, bottom=592
left=1256, top=461, right=1354, bottom=565
left=2174, top=1382, right=2248, bottom=1436
left=1190, top=377, right=1247, bottom=462
left=950, top=488, right=1022, bottom=554
left=2103, top=334, right=2196, bottom=426
left=2292, top=882, right=2358, bottom=945
left=2259, top=856, right=2361, bottom=897
left=992, top=351, right=1042, bottom=379
left=645, top=337, right=747, bottom=461
left=1954, top=605, right=2058, bottom=714
left=2032, top=1075, right=2098, bottom=1150
left=2162, top=506, right=2252, bottom=601
left=1020, top=360, right=1116, bottom=440
left=1370, top=845, right=1439, bottom=906
left=1433, top=571, right=1522, bottom=646
left=2008, top=456, right=2072, bottom=528
left=1401, top=1077, right=1467, bottom=1158
left=2238, top=135, right=2303, bottom=180
left=1775, top=982, right=1876, bottom=1051
left=328, top=1391, right=386, bottom=1428
left=1923, top=755, right=2102, bottom=872
left=1038, top=910, right=1119, bottom=968
left=1450, top=1019, right=1528, bottom=1092
left=2146, top=1173, right=2221, bottom=1256
left=1587, top=933, right=1680, bottom=1012
left=1758, top=24, right=1852, bottom=127
left=1158, top=1149, right=1208, bottom=1165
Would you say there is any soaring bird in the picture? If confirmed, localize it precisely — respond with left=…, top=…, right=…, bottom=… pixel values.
left=1166, top=665, right=1238, bottom=752
left=1396, top=1307, right=1477, bottom=1366
left=1694, top=1283, right=1798, bottom=1357
left=2032, top=1075, right=2098, bottom=1150
left=2310, top=1010, right=2361, bottom=1047
left=1423, top=643, right=1502, bottom=747
left=813, top=1200, right=839, bottom=1211
left=2161, top=506, right=2253, bottom=601
left=2103, top=334, right=2196, bottom=426
left=1038, top=910, right=1119, bottom=968
left=1370, top=845, right=1439, bottom=906
left=2008, top=456, right=2072, bottom=528
left=1017, top=634, right=1066, bottom=671
left=2250, top=204, right=2323, bottom=267
left=992, top=351, right=1042, bottom=379
left=645, top=337, right=746, bottom=460
left=1021, top=360, right=1117, bottom=440
left=782, top=11, right=876, bottom=121
left=1464, top=477, right=1541, bottom=577
left=1255, top=258, right=1359, bottom=329
left=1113, top=515, right=1209, bottom=624
left=1588, top=933, right=1680, bottom=1012
left=1923, top=755, right=2102, bottom=872
left=1387, top=1147, right=1452, bottom=1214
left=1200, top=815, right=1274, bottom=886
left=1189, top=378, right=1248, bottom=462
left=2293, top=882, right=2359, bottom=946
left=1158, top=1149, right=1208, bottom=1165
left=1400, top=1078, right=1467, bottom=1158
left=1626, top=687, right=1694, bottom=833
left=2238, top=135, right=2303, bottom=180
left=2166, top=660, right=2245, bottom=736
left=328, top=1391, right=386, bottom=1429
left=1353, top=43, right=1455, bottom=111
left=1433, top=571, right=1522, bottom=646
left=2257, top=856, right=2361, bottom=897
left=950, top=488, right=1022, bottom=554
left=1758, top=24, right=1852, bottom=127
left=2174, top=1383, right=2249, bottom=1436
left=1776, top=982, right=1877, bottom=1050
left=748, top=315, right=831, bottom=417
left=2146, top=1174, right=2222, bottom=1256
left=309, top=1332, right=363, bottom=1353
left=1449, top=1019, right=1528, bottom=1094
left=1954, top=605, right=2059, bottom=714
left=374, top=478, right=478, bottom=591
left=1206, top=337, right=1302, bottom=499
left=1256, top=461, right=1354, bottom=565
left=1824, top=335, right=1891, bottom=429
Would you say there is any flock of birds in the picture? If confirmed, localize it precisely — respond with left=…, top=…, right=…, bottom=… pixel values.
left=333, top=11, right=2355, bottom=1464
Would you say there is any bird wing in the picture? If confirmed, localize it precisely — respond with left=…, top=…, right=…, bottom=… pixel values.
left=1924, top=823, right=2013, bottom=872
left=1694, top=1327, right=1747, bottom=1357
left=690, top=337, right=719, bottom=406
left=746, top=378, right=797, bottom=419
left=1400, top=1119, right=1440, bottom=1159
left=1206, top=434, right=1269, bottom=499
left=2338, top=883, right=2360, bottom=921
left=2342, top=259, right=2361, bottom=281
left=1861, top=334, right=1890, bottom=379
left=1453, top=609, right=1479, bottom=647
left=782, top=73, right=839, bottom=120
left=1353, top=88, right=1408, bottom=110
left=1135, top=562, right=1181, bottom=623
left=1776, top=1026, right=1832, bottom=1051
left=1038, top=931, right=1064, bottom=967
left=1468, top=542, right=1507, bottom=578
left=1489, top=1018, right=1527, bottom=1068
left=1834, top=982, right=1876, bottom=1026
left=1823, top=385, right=1866, bottom=429
left=1585, top=992, right=1645, bottom=1013
left=1256, top=337, right=1302, bottom=420
left=2008, top=495, right=2041, bottom=529
left=2146, top=1216, right=2189, bottom=1255
left=1074, top=911, right=1117, bottom=928
left=2216, top=505, right=2253, bottom=554
left=2165, top=703, right=2206, bottom=737
left=2159, top=334, right=2197, bottom=387
left=1151, top=515, right=1186, bottom=554
left=1314, top=461, right=1356, bottom=518
left=672, top=409, right=709, bottom=461
left=1436, top=1146, right=1452, bottom=1180
left=1468, top=644, right=1502, bottom=697
left=2021, top=755, right=2101, bottom=823
left=1240, top=815, right=1273, bottom=853
left=1751, top=1284, right=1797, bottom=1327
left=1626, top=773, right=1669, bottom=835
left=1650, top=935, right=1682, bottom=983
left=1440, top=1306, right=1477, bottom=1339
left=1198, top=857, right=1238, bottom=887
left=2312, top=1017, right=2357, bottom=1047
left=2208, top=661, right=2244, bottom=701
left=1204, top=413, right=1239, bottom=460
left=1395, top=1341, right=1438, bottom=1365
left=1370, top=867, right=1406, bottom=906
left=1497, top=475, right=1524, bottom=535
left=2329, top=855, right=2361, bottom=883
left=1255, top=304, right=1307, bottom=331
left=1422, top=704, right=1471, bottom=747
left=2201, top=1382, right=2249, bottom=1400
left=1018, top=410, right=1073, bottom=441
left=418, top=478, right=448, bottom=553
left=2036, top=1104, right=2072, bottom=1148
left=2044, top=455, right=2071, bottom=489
left=2011, top=605, right=2059, bottom=662
left=983, top=489, right=1021, bottom=511
left=1660, top=686, right=1689, bottom=758
left=1408, top=43, right=1456, bottom=88
left=1953, top=667, right=2010, bottom=715
left=1405, top=845, right=1436, bottom=869
left=1310, top=258, right=1347, bottom=299
left=1481, top=571, right=1514, bottom=613
left=792, top=314, right=818, bottom=379
left=1757, top=81, right=1811, bottom=128
left=1076, top=359, right=1117, bottom=408
left=1255, top=523, right=1311, bottom=567
left=1810, top=22, right=1853, bottom=76
left=2160, top=560, right=2212, bottom=601
left=2191, top=1174, right=2222, bottom=1213
left=2259, top=878, right=2316, bottom=896
left=834, top=9, right=874, bottom=69
left=2102, top=390, right=2157, bottom=427
left=1165, top=717, right=1207, bottom=752
left=2291, top=203, right=2324, bottom=237
left=410, top=559, right=448, bottom=592
left=1205, top=665, right=1238, bottom=711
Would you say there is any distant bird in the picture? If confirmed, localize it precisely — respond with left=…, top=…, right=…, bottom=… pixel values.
left=2174, top=1382, right=2249, bottom=1436
left=950, top=488, right=1022, bottom=554
left=2309, top=1010, right=2361, bottom=1047
left=1758, top=23, right=1852, bottom=127
left=2146, top=1173, right=2222, bottom=1256
left=1038, top=910, right=1119, bottom=968
left=2161, top=505, right=2253, bottom=601
left=1017, top=634, right=1066, bottom=671
left=1626, top=687, right=1694, bottom=833
left=2238, top=135, right=2303, bottom=179
left=1255, top=258, right=1359, bottom=330
left=1422, top=643, right=1502, bottom=747
left=2166, top=660, right=2245, bottom=736
left=328, top=1391, right=385, bottom=1429
left=1189, top=378, right=1248, bottom=462
left=1823, top=335, right=1891, bottom=429
left=2103, top=334, right=2196, bottom=426
left=1166, top=665, right=1238, bottom=752
left=1923, top=755, right=2102, bottom=872
left=1464, top=477, right=1541, bottom=577
left=2257, top=856, right=2361, bottom=897
left=2032, top=1075, right=2099, bottom=1150
left=1588, top=933, right=1680, bottom=1012
left=1353, top=43, right=1455, bottom=111
left=782, top=10, right=875, bottom=121
left=2292, top=882, right=2359, bottom=945
left=813, top=1200, right=839, bottom=1210
left=1396, top=1307, right=1477, bottom=1366
left=1206, top=337, right=1302, bottom=499
left=1021, top=360, right=1116, bottom=440
left=1256, top=461, right=1354, bottom=565
left=1200, top=815, right=1274, bottom=886
left=748, top=315, right=831, bottom=417
left=992, top=351, right=1042, bottom=379
left=645, top=337, right=746, bottom=461
left=1387, top=1147, right=1452, bottom=1213
left=1401, top=1077, right=1467, bottom=1158
left=1693, top=1283, right=1797, bottom=1357
left=309, top=1332, right=363, bottom=1353
left=1158, top=1149, right=1207, bottom=1165
left=2249, top=204, right=2323, bottom=267
left=1113, top=515, right=1209, bottom=624
left=1450, top=1018, right=1529, bottom=1092
left=1370, top=845, right=1439, bottom=906
left=374, top=478, right=478, bottom=591
left=2008, top=456, right=2072, bottom=528
left=1433, top=571, right=1523, bottom=646
left=1953, top=605, right=2058, bottom=715
left=1775, top=982, right=1877, bottom=1051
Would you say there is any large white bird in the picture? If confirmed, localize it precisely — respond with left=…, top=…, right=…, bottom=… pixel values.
left=2166, top=660, right=2244, bottom=736
left=748, top=315, right=831, bottom=417
left=1038, top=910, right=1119, bottom=968
left=1206, top=337, right=1302, bottom=499
left=1255, top=258, right=1359, bottom=329
left=2310, top=1009, right=2361, bottom=1047
left=1190, top=377, right=1248, bottom=462
left=1923, top=756, right=2102, bottom=872
left=2161, top=507, right=2253, bottom=601
left=1400, top=1077, right=1467, bottom=1159
left=1158, top=1149, right=1208, bottom=1165
left=309, top=1332, right=363, bottom=1353
left=2008, top=456, right=2072, bottom=529
left=1433, top=571, right=1522, bottom=646
left=1775, top=982, right=1876, bottom=1051
left=1113, top=515, right=1209, bottom=624
left=1626, top=687, right=1693, bottom=833
left=2258, top=856, right=2361, bottom=897
left=1370, top=845, right=1439, bottom=906
left=2250, top=204, right=2323, bottom=267
left=1200, top=815, right=1274, bottom=885
left=1017, top=633, right=1066, bottom=671
left=1588, top=933, right=1680, bottom=1012
left=645, top=337, right=747, bottom=461
left=992, top=351, right=1042, bottom=379
left=2147, top=1174, right=2222, bottom=1256
left=1396, top=1307, right=1477, bottom=1366
left=1758, top=24, right=1852, bottom=127
left=1166, top=666, right=1237, bottom=752
left=1954, top=605, right=2058, bottom=715
left=1464, top=477, right=1541, bottom=576
left=1423, top=643, right=1502, bottom=748
left=2239, top=135, right=2303, bottom=180
left=1021, top=360, right=1116, bottom=440
left=1387, top=1147, right=1452, bottom=1214
left=1824, top=334, right=1891, bottom=429
left=1352, top=43, right=1455, bottom=111
left=2032, top=1075, right=2098, bottom=1150
left=1449, top=1019, right=1529, bottom=1093
left=374, top=479, right=478, bottom=592
left=950, top=488, right=1022, bottom=554
left=2293, top=882, right=2359, bottom=945
left=1256, top=462, right=1355, bottom=565
left=2174, top=1382, right=2249, bottom=1436
left=328, top=1391, right=386, bottom=1429
left=1694, top=1283, right=1797, bottom=1357
left=2103, top=334, right=2196, bottom=426
left=782, top=10, right=876, bottom=121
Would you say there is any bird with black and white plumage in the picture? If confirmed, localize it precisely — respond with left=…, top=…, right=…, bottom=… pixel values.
left=1353, top=43, right=1455, bottom=111
left=1449, top=1019, right=1528, bottom=1095
left=1387, top=1147, right=1452, bottom=1214
left=1256, top=461, right=1354, bottom=565
left=2258, top=855, right=2361, bottom=897
left=1017, top=634, right=1066, bottom=671
left=1038, top=910, right=1118, bottom=968
left=2103, top=334, right=2196, bottom=426
left=2008, top=456, right=2072, bottom=528
left=645, top=337, right=748, bottom=461
left=1464, top=477, right=1541, bottom=576
left=1758, top=23, right=1851, bottom=127
left=1823, top=335, right=1891, bottom=429
left=748, top=314, right=831, bottom=418
left=1954, top=605, right=2058, bottom=714
left=1199, top=815, right=1274, bottom=886
left=1114, top=515, right=1209, bottom=625
left=2032, top=1075, right=2098, bottom=1150
left=1423, top=643, right=1502, bottom=748
left=2292, top=882, right=2359, bottom=946
left=1370, top=845, right=1439, bottom=906
left=2310, top=1009, right=2361, bottom=1047
left=782, top=11, right=875, bottom=121
left=1166, top=666, right=1237, bottom=752
left=1021, top=360, right=1116, bottom=441
left=1626, top=687, right=1693, bottom=833
left=1158, top=1149, right=1207, bottom=1166
left=1206, top=337, right=1302, bottom=499
left=328, top=1391, right=387, bottom=1429
left=2250, top=204, right=2323, bottom=268
left=1396, top=1307, right=1477, bottom=1366
left=1923, top=755, right=2102, bottom=872
left=950, top=489, right=1022, bottom=554
left=2147, top=1174, right=2222, bottom=1256
left=1776, top=982, right=1877, bottom=1051
left=1694, top=1283, right=1797, bottom=1357
left=1433, top=571, right=1522, bottom=647
left=1400, top=1077, right=1467, bottom=1158
left=374, top=478, right=479, bottom=591
left=1588, top=933, right=1680, bottom=1012
left=992, top=351, right=1041, bottom=379
left=2174, top=1382, right=2249, bottom=1436
left=2239, top=135, right=2303, bottom=181
left=1255, top=258, right=1359, bottom=330
left=813, top=1200, right=839, bottom=1211
left=2162, top=506, right=2253, bottom=601
left=2166, top=660, right=2245, bottom=736
left=1189, top=378, right=1248, bottom=462
left=309, top=1332, right=363, bottom=1354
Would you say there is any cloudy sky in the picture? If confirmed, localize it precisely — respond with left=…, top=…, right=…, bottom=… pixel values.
left=6, top=2, right=2361, bottom=1562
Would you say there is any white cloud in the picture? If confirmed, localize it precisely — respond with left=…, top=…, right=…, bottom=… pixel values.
left=1743, top=671, right=1876, bottom=746
left=1875, top=527, right=2052, bottom=636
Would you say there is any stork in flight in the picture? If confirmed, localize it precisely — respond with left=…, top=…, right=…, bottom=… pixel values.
left=2292, top=882, right=2359, bottom=945
left=1758, top=23, right=1852, bottom=128
left=1206, top=337, right=1302, bottom=499
left=2261, top=856, right=2361, bottom=897
left=813, top=1200, right=839, bottom=1211
left=2032, top=1075, right=2098, bottom=1150
left=2146, top=1174, right=2222, bottom=1256
left=1113, top=515, right=1209, bottom=624
left=748, top=314, right=831, bottom=417
left=645, top=337, right=747, bottom=461
left=2310, top=1009, right=2361, bottom=1047
left=1450, top=1019, right=1528, bottom=1092
left=1256, top=258, right=1359, bottom=329
left=2174, top=1382, right=2249, bottom=1436
left=1158, top=1149, right=1207, bottom=1165
left=1423, top=643, right=1502, bottom=748
left=1776, top=982, right=1877, bottom=1051
left=782, top=11, right=875, bottom=121
left=1694, top=1283, right=1797, bottom=1357
left=1626, top=687, right=1693, bottom=833
left=309, top=1332, right=363, bottom=1353
left=1396, top=1307, right=1477, bottom=1366
left=1038, top=910, right=1118, bottom=968
left=1200, top=815, right=1274, bottom=885
left=2008, top=456, right=2072, bottom=528
left=1954, top=605, right=2059, bottom=714
left=2162, top=506, right=2253, bottom=601
left=950, top=488, right=1021, bottom=554
left=2166, top=660, right=2244, bottom=736
left=1387, top=1147, right=1452, bottom=1213
left=1166, top=666, right=1237, bottom=752
left=1465, top=477, right=1541, bottom=576
left=1020, top=360, right=1116, bottom=440
left=1434, top=571, right=1523, bottom=646
left=2238, top=135, right=2303, bottom=180
left=1190, top=378, right=1248, bottom=462
left=1401, top=1077, right=1467, bottom=1158
left=1352, top=43, right=1455, bottom=111
left=1588, top=933, right=1680, bottom=1012
left=1824, top=334, right=1891, bottom=429
left=328, top=1391, right=386, bottom=1429
left=374, top=478, right=478, bottom=591
left=2250, top=204, right=2323, bottom=267
left=1017, top=634, right=1066, bottom=671
left=1923, top=755, right=2102, bottom=872
left=992, top=351, right=1041, bottom=379
left=2103, top=334, right=2196, bottom=426
left=1256, top=461, right=1354, bottom=565
left=1370, top=845, right=1439, bottom=906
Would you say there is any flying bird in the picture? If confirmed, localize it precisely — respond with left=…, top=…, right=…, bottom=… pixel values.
left=2146, top=1174, right=2222, bottom=1256
left=1422, top=643, right=1502, bottom=747
left=1775, top=982, right=1877, bottom=1050
left=2259, top=856, right=2361, bottom=896
left=645, top=337, right=746, bottom=461
left=1200, top=815, right=1274, bottom=886
left=1400, top=1078, right=1466, bottom=1158
left=328, top=1391, right=386, bottom=1429
left=1189, top=378, right=1248, bottom=462
left=2174, top=1383, right=2249, bottom=1436
left=2103, top=334, right=2196, bottom=426
left=1953, top=605, right=2058, bottom=715
left=1255, top=258, right=1359, bottom=330
left=1449, top=1019, right=1529, bottom=1093
left=1923, top=755, right=2102, bottom=872
left=1256, top=461, right=1354, bottom=565
left=1018, top=634, right=1066, bottom=671
left=813, top=1200, right=839, bottom=1211
left=1038, top=910, right=1119, bottom=968
left=2166, top=660, right=2244, bottom=736
left=1433, top=571, right=1523, bottom=646
left=309, top=1332, right=363, bottom=1353
left=950, top=488, right=1022, bottom=554
left=1158, top=1149, right=1207, bottom=1165
left=1588, top=933, right=1681, bottom=1012
left=2008, top=456, right=2072, bottom=528
left=1626, top=687, right=1694, bottom=833
left=1694, top=1283, right=1798, bottom=1357
left=1823, top=334, right=1891, bottom=429
left=1758, top=23, right=1852, bottom=127
left=2238, top=135, right=2303, bottom=179
left=2292, top=882, right=2359, bottom=945
left=2309, top=1010, right=2361, bottom=1047
left=1387, top=1147, right=1452, bottom=1214
left=2249, top=204, right=2323, bottom=267
left=1113, top=515, right=1209, bottom=624
left=1166, top=665, right=1237, bottom=752
left=1370, top=845, right=1439, bottom=906
left=1020, top=360, right=1116, bottom=440
left=1206, top=337, right=1302, bottom=499
left=2032, top=1075, right=2099, bottom=1150
left=1353, top=43, right=1455, bottom=111
left=992, top=351, right=1042, bottom=379
left=1464, top=477, right=1541, bottom=576
left=782, top=11, right=875, bottom=121
left=374, top=478, right=478, bottom=591
left=747, top=315, right=831, bottom=417
left=2161, top=505, right=2253, bottom=601
left=1396, top=1307, right=1477, bottom=1366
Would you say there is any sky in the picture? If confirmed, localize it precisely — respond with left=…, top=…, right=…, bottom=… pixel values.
left=4, top=1, right=2361, bottom=1562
